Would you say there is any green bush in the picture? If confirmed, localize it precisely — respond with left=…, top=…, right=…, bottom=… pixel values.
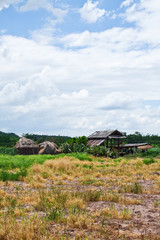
left=0, top=147, right=17, bottom=155
left=87, top=146, right=111, bottom=157
left=60, top=136, right=88, bottom=153
left=60, top=142, right=72, bottom=153
left=141, top=148, right=160, bottom=157
left=143, top=157, right=157, bottom=165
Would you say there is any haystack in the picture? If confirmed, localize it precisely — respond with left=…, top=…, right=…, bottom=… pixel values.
left=14, top=137, right=39, bottom=155
left=39, top=141, right=61, bottom=154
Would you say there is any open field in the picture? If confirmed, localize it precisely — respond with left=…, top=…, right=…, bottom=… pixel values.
left=0, top=153, right=160, bottom=239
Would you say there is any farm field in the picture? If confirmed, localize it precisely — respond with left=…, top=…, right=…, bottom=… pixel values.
left=0, top=153, right=160, bottom=240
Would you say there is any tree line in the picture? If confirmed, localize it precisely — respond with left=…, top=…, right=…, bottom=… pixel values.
left=1, top=131, right=160, bottom=148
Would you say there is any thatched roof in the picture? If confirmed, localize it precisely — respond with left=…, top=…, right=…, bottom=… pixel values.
left=15, top=137, right=39, bottom=149
left=39, top=141, right=61, bottom=154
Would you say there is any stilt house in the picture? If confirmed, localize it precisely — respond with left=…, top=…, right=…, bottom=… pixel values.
left=88, top=130, right=126, bottom=150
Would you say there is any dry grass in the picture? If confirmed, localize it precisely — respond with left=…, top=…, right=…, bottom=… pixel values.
left=96, top=206, right=131, bottom=220
left=0, top=154, right=160, bottom=239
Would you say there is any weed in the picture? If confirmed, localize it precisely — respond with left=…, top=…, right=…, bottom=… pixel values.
left=75, top=190, right=101, bottom=202
left=154, top=200, right=160, bottom=208
left=82, top=164, right=93, bottom=169
left=82, top=178, right=96, bottom=185
left=100, top=206, right=131, bottom=220
left=123, top=182, right=143, bottom=194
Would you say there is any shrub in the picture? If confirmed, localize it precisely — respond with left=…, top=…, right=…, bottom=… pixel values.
left=60, top=142, right=72, bottom=153
left=87, top=146, right=110, bottom=157
left=140, top=147, right=160, bottom=157
left=143, top=157, right=157, bottom=165
left=60, top=136, right=88, bottom=153
left=0, top=147, right=17, bottom=155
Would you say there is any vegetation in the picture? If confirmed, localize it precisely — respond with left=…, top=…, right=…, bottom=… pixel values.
left=23, top=133, right=72, bottom=146
left=1, top=130, right=160, bottom=159
left=0, top=131, right=72, bottom=148
left=0, top=131, right=19, bottom=147
left=125, top=131, right=160, bottom=146
left=0, top=147, right=17, bottom=155
left=60, top=136, right=88, bottom=153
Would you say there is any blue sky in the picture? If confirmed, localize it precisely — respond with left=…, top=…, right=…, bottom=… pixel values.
left=0, top=0, right=160, bottom=136
left=0, top=0, right=133, bottom=37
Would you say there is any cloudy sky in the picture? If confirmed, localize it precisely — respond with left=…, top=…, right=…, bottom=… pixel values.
left=0, top=0, right=160, bottom=137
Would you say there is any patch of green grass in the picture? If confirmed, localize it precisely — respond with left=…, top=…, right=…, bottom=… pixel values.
left=143, top=158, right=157, bottom=165
left=82, top=164, right=93, bottom=169
left=96, top=165, right=107, bottom=168
left=0, top=169, right=27, bottom=181
left=96, top=159, right=105, bottom=163
left=69, top=152, right=93, bottom=161
left=114, top=157, right=123, bottom=163
left=0, top=154, right=66, bottom=181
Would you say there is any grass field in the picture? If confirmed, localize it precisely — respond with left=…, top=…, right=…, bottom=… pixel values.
left=0, top=153, right=160, bottom=239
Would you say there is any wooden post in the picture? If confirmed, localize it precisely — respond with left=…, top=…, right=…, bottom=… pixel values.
left=118, top=139, right=120, bottom=157
left=106, top=138, right=108, bottom=148
left=110, top=139, right=112, bottom=149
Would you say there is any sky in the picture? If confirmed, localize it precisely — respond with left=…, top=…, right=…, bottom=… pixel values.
left=0, top=0, right=160, bottom=137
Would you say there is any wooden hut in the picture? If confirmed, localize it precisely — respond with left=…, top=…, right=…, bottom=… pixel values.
left=88, top=130, right=126, bottom=151
left=14, top=137, right=39, bottom=155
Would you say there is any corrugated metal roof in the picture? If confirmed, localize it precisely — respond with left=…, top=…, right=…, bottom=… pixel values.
left=122, top=143, right=150, bottom=148
left=88, top=139, right=105, bottom=147
left=88, top=130, right=124, bottom=139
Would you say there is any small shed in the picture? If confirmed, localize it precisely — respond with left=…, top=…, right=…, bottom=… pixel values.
left=14, top=137, right=39, bottom=155
left=122, top=143, right=153, bottom=153
left=88, top=130, right=126, bottom=150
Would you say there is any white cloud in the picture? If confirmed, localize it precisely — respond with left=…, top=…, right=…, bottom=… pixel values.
left=0, top=30, right=160, bottom=135
left=19, top=0, right=67, bottom=22
left=97, top=92, right=140, bottom=110
left=0, top=0, right=22, bottom=11
left=120, top=0, right=134, bottom=8
left=121, top=0, right=160, bottom=45
left=79, top=0, right=106, bottom=23
left=61, top=89, right=88, bottom=100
